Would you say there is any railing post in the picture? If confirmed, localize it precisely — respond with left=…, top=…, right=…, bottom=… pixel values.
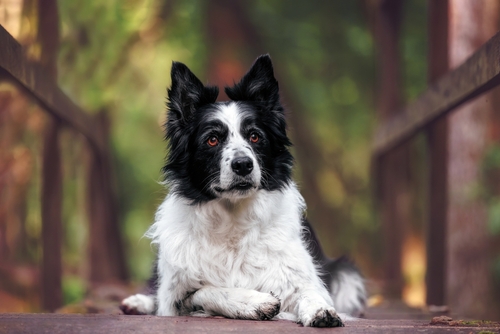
left=41, top=117, right=63, bottom=311
left=39, top=0, right=63, bottom=311
left=445, top=0, right=499, bottom=318
left=425, top=0, right=449, bottom=308
left=87, top=111, right=128, bottom=283
left=372, top=0, right=406, bottom=298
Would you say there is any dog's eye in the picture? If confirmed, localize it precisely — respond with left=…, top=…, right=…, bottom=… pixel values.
left=207, top=136, right=219, bottom=147
left=249, top=133, right=259, bottom=143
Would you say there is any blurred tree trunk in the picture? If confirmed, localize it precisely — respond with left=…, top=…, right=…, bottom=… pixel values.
left=38, top=0, right=63, bottom=312
left=446, top=0, right=500, bottom=319
left=205, top=0, right=260, bottom=98
left=371, top=0, right=407, bottom=299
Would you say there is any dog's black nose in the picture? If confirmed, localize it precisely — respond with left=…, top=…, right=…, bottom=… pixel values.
left=231, top=157, right=254, bottom=176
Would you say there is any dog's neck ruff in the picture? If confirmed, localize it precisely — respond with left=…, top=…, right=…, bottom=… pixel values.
left=146, top=182, right=305, bottom=245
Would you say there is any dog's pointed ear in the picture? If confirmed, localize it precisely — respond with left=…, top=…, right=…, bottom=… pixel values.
left=225, top=54, right=280, bottom=107
left=167, top=61, right=219, bottom=124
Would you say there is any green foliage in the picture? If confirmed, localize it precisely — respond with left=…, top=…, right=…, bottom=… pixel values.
left=401, top=0, right=428, bottom=100
left=487, top=200, right=500, bottom=235
left=62, top=276, right=86, bottom=305
left=493, top=256, right=500, bottom=283
left=481, top=145, right=500, bottom=235
left=55, top=0, right=430, bottom=280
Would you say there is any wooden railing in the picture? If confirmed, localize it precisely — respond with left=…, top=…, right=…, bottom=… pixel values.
left=0, top=23, right=127, bottom=311
left=0, top=26, right=106, bottom=154
left=373, top=31, right=500, bottom=156
left=373, top=15, right=500, bottom=307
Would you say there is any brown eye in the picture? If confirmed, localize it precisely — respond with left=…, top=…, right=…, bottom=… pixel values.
left=250, top=133, right=259, bottom=143
left=207, top=136, right=219, bottom=147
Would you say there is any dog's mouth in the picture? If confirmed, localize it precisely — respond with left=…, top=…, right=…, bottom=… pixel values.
left=214, top=182, right=255, bottom=193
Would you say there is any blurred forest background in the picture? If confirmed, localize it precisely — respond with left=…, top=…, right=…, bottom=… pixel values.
left=1, top=0, right=499, bottom=320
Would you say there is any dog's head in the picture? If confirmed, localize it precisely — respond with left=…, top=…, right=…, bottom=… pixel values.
left=163, top=55, right=293, bottom=203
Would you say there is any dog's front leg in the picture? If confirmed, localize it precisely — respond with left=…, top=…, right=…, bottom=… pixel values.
left=184, top=286, right=281, bottom=320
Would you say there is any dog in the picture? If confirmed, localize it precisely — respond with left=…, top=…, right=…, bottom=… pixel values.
left=120, top=55, right=366, bottom=327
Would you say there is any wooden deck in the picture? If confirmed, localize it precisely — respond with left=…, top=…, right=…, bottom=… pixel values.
left=0, top=314, right=498, bottom=334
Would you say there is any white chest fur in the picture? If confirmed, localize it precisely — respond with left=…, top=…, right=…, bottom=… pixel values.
left=147, top=183, right=331, bottom=315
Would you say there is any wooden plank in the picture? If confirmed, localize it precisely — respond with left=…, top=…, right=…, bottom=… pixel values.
left=0, top=24, right=106, bottom=153
left=0, top=314, right=498, bottom=334
left=373, top=28, right=500, bottom=156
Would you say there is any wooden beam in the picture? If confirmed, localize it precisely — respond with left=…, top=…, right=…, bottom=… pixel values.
left=373, top=29, right=500, bottom=156
left=0, top=24, right=106, bottom=154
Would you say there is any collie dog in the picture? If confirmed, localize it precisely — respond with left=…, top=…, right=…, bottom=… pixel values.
left=121, top=55, right=366, bottom=327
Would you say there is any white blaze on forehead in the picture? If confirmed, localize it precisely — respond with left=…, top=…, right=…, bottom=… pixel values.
left=214, top=102, right=243, bottom=137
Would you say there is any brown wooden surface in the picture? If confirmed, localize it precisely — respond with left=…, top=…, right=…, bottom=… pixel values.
left=0, top=24, right=106, bottom=154
left=0, top=314, right=500, bottom=334
left=373, top=27, right=500, bottom=156
left=0, top=314, right=498, bottom=334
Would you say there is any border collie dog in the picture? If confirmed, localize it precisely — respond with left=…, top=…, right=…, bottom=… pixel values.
left=121, top=55, right=366, bottom=327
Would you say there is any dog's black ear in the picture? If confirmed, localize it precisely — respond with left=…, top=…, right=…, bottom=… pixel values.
left=225, top=54, right=280, bottom=107
left=167, top=61, right=219, bottom=124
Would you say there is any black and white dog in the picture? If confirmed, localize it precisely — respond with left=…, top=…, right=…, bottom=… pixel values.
left=121, top=55, right=366, bottom=327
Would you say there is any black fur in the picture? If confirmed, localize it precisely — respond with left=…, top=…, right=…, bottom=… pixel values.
left=225, top=54, right=280, bottom=107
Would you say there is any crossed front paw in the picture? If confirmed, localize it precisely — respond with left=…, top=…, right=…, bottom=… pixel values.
left=240, top=292, right=281, bottom=320
left=255, top=297, right=281, bottom=320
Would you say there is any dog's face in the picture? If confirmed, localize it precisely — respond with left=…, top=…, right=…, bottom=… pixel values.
left=163, top=55, right=293, bottom=203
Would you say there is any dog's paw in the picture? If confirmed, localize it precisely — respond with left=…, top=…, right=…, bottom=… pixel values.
left=120, top=294, right=155, bottom=315
left=254, top=293, right=281, bottom=320
left=233, top=291, right=281, bottom=321
left=301, top=307, right=344, bottom=327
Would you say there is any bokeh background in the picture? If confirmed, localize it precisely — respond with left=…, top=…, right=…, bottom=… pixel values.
left=1, top=0, right=499, bottom=320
